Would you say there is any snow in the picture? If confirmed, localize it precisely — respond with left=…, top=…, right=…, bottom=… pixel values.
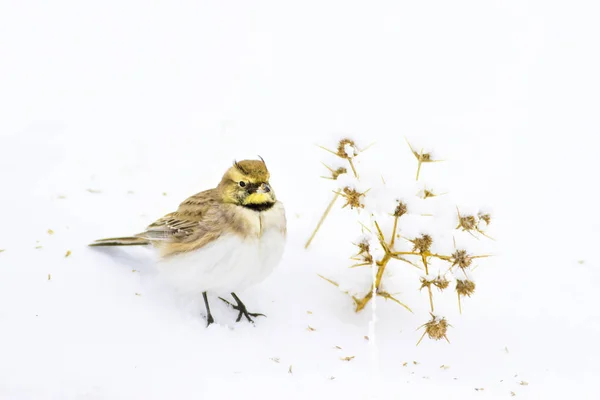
left=2, top=0, right=600, bottom=399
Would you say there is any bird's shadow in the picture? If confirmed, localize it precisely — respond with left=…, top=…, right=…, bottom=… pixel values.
left=88, top=245, right=156, bottom=276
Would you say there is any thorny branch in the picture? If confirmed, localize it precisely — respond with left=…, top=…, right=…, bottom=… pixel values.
left=311, top=138, right=493, bottom=344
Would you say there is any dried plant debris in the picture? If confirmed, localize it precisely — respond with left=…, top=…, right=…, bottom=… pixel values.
left=440, top=365, right=450, bottom=370
left=519, top=381, right=529, bottom=386
left=288, top=365, right=293, bottom=374
left=307, top=136, right=494, bottom=343
left=86, top=188, right=102, bottom=194
left=269, top=357, right=280, bottom=364
left=340, top=356, right=355, bottom=362
left=47, top=274, right=51, bottom=281
left=307, top=326, right=316, bottom=332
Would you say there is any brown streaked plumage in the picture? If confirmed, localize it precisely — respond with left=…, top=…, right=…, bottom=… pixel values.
left=90, top=159, right=287, bottom=326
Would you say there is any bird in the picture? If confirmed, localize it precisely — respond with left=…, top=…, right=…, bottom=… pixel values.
left=89, top=158, right=286, bottom=326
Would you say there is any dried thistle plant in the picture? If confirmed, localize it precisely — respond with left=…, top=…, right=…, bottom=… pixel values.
left=309, top=137, right=494, bottom=344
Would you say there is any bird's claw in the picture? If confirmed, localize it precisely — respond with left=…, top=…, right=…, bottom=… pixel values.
left=219, top=295, right=266, bottom=323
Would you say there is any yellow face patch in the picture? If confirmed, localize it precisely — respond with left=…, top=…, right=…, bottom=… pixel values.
left=243, top=192, right=272, bottom=205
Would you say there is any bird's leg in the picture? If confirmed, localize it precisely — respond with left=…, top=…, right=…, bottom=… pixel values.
left=219, top=292, right=266, bottom=323
left=202, top=291, right=215, bottom=327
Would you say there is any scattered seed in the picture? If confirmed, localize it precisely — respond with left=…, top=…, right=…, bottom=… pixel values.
left=475, top=388, right=485, bottom=391
left=307, top=326, right=316, bottom=332
left=0, top=249, right=5, bottom=253
left=364, top=336, right=369, bottom=341
left=135, top=293, right=142, bottom=296
left=578, top=260, right=585, bottom=264
left=47, top=274, right=51, bottom=281
left=341, top=356, right=355, bottom=362
left=307, top=311, right=313, bottom=314
left=519, top=381, right=528, bottom=386
left=269, top=357, right=280, bottom=363
left=440, top=365, right=450, bottom=370
left=86, top=188, right=102, bottom=194
left=329, top=376, right=336, bottom=380
left=511, top=392, right=516, bottom=396
left=288, top=365, right=293, bottom=374
left=413, top=361, right=419, bottom=365
left=35, top=246, right=43, bottom=249
left=57, top=195, right=67, bottom=199
left=65, top=250, right=71, bottom=258
left=402, top=362, right=408, bottom=367
left=334, top=346, right=342, bottom=350
left=47, top=229, right=54, bottom=235
left=162, top=192, right=167, bottom=196
left=132, top=269, right=138, bottom=273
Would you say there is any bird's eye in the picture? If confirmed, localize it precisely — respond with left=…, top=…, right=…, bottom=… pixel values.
left=239, top=181, right=247, bottom=188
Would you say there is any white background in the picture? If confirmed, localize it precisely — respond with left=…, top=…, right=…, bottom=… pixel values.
left=1, top=1, right=599, bottom=399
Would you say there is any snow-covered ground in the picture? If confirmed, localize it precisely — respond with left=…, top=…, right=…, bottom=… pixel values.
left=2, top=1, right=600, bottom=399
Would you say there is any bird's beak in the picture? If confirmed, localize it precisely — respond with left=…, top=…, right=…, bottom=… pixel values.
left=256, top=183, right=271, bottom=194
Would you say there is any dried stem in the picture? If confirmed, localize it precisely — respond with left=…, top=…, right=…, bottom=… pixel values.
left=347, top=158, right=358, bottom=178
left=389, top=216, right=399, bottom=249
left=305, top=192, right=340, bottom=249
left=422, top=254, right=434, bottom=312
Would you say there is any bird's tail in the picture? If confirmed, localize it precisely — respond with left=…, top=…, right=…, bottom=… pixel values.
left=89, top=236, right=150, bottom=247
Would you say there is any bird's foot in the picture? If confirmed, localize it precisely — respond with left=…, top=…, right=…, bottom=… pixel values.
left=219, top=293, right=266, bottom=323
left=206, top=313, right=215, bottom=327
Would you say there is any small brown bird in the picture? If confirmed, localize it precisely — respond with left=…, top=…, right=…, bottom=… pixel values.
left=90, top=159, right=286, bottom=326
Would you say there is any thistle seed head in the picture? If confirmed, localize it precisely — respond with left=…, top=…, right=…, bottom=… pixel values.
left=412, top=234, right=433, bottom=253
left=421, top=314, right=450, bottom=341
left=451, top=249, right=472, bottom=269
left=341, top=187, right=366, bottom=209
left=433, top=275, right=450, bottom=291
left=456, top=279, right=476, bottom=297
left=393, top=200, right=408, bottom=217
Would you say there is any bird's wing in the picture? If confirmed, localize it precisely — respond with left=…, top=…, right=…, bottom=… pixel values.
left=137, top=189, right=229, bottom=248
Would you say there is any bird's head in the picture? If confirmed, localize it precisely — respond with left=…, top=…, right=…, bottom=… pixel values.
left=219, top=158, right=276, bottom=210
